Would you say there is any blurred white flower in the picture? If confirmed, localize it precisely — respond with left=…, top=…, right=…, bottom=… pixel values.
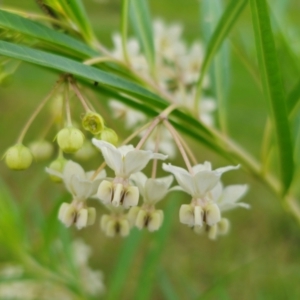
left=109, top=99, right=146, bottom=129
left=111, top=33, right=148, bottom=72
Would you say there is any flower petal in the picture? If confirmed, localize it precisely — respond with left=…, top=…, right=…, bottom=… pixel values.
left=163, top=163, right=195, bottom=196
left=124, top=150, right=163, bottom=176
left=130, top=172, right=147, bottom=198
left=192, top=161, right=212, bottom=173
left=63, top=160, right=85, bottom=192
left=217, top=184, right=249, bottom=211
left=193, top=171, right=220, bottom=197
left=70, top=176, right=92, bottom=200
left=144, top=178, right=169, bottom=203
left=92, top=139, right=122, bottom=175
left=215, top=164, right=240, bottom=175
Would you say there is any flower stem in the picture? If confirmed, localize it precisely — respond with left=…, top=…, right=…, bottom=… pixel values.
left=151, top=126, right=161, bottom=179
left=17, top=78, right=62, bottom=143
left=64, top=83, right=72, bottom=126
left=69, top=79, right=91, bottom=112
left=164, top=120, right=194, bottom=174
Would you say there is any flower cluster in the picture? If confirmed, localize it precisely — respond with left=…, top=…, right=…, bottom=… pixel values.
left=45, top=136, right=249, bottom=240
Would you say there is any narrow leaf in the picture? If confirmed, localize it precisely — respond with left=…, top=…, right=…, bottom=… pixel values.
left=0, top=9, right=97, bottom=57
left=130, top=0, right=155, bottom=70
left=195, top=0, right=247, bottom=98
left=250, top=0, right=294, bottom=192
left=287, top=79, right=300, bottom=114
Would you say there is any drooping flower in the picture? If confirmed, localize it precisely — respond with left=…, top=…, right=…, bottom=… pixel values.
left=46, top=160, right=106, bottom=229
left=163, top=161, right=240, bottom=232
left=128, top=172, right=179, bottom=231
left=92, top=139, right=168, bottom=208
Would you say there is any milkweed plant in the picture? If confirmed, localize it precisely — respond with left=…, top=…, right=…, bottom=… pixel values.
left=0, top=0, right=300, bottom=299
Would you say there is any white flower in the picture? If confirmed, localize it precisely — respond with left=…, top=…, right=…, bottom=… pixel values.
left=163, top=161, right=240, bottom=230
left=163, top=161, right=238, bottom=199
left=46, top=160, right=106, bottom=229
left=111, top=33, right=148, bottom=72
left=92, top=140, right=168, bottom=207
left=46, top=160, right=106, bottom=201
left=127, top=172, right=179, bottom=231
left=109, top=99, right=146, bottom=129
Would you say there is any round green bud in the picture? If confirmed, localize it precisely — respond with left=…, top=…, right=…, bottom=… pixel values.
left=82, top=112, right=104, bottom=135
left=100, top=128, right=118, bottom=146
left=56, top=127, right=85, bottom=153
left=48, top=157, right=67, bottom=183
left=74, top=140, right=97, bottom=161
left=5, top=143, right=33, bottom=170
left=29, top=140, right=53, bottom=162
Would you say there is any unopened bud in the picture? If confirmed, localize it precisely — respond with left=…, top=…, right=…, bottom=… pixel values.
left=82, top=112, right=104, bottom=135
left=100, top=128, right=118, bottom=146
left=48, top=157, right=67, bottom=183
left=29, top=140, right=53, bottom=161
left=56, top=127, right=85, bottom=153
left=74, top=141, right=97, bottom=161
left=4, top=143, right=33, bottom=170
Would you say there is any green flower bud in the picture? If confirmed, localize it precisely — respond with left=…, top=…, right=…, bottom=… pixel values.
left=56, top=127, right=85, bottom=153
left=48, top=157, right=67, bottom=183
left=100, top=127, right=118, bottom=146
left=29, top=140, right=53, bottom=162
left=74, top=141, right=97, bottom=161
left=4, top=143, right=33, bottom=170
left=82, top=112, right=104, bottom=135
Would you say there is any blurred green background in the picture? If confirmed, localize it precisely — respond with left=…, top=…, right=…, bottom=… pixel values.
left=1, top=0, right=300, bottom=299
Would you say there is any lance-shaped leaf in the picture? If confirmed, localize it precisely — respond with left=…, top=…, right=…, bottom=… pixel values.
left=0, top=9, right=97, bottom=57
left=195, top=0, right=247, bottom=99
left=250, top=0, right=294, bottom=193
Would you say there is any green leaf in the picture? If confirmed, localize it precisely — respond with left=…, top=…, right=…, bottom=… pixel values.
left=0, top=9, right=97, bottom=57
left=287, top=79, right=300, bottom=114
left=130, top=0, right=155, bottom=70
left=200, top=0, right=231, bottom=133
left=107, top=229, right=143, bottom=300
left=47, top=0, right=95, bottom=44
left=195, top=0, right=248, bottom=99
left=134, top=196, right=180, bottom=300
left=250, top=0, right=294, bottom=193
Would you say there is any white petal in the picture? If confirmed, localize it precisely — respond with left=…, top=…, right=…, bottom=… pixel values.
left=123, top=186, right=139, bottom=208
left=92, top=139, right=123, bottom=175
left=217, top=184, right=249, bottom=211
left=130, top=172, right=147, bottom=198
left=118, top=144, right=135, bottom=156
left=192, top=161, right=212, bottom=173
left=147, top=210, right=164, bottom=232
left=70, top=176, right=92, bottom=200
left=163, top=163, right=195, bottom=196
left=58, top=203, right=70, bottom=222
left=123, top=150, right=160, bottom=176
left=86, top=169, right=106, bottom=181
left=144, top=178, right=169, bottom=203
left=135, top=209, right=147, bottom=229
left=97, top=180, right=113, bottom=205
left=215, top=164, right=240, bottom=175
left=193, top=171, right=220, bottom=197
left=210, top=181, right=223, bottom=201
left=205, top=203, right=221, bottom=226
left=76, top=208, right=88, bottom=229
left=179, top=204, right=194, bottom=226
left=63, top=161, right=85, bottom=191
